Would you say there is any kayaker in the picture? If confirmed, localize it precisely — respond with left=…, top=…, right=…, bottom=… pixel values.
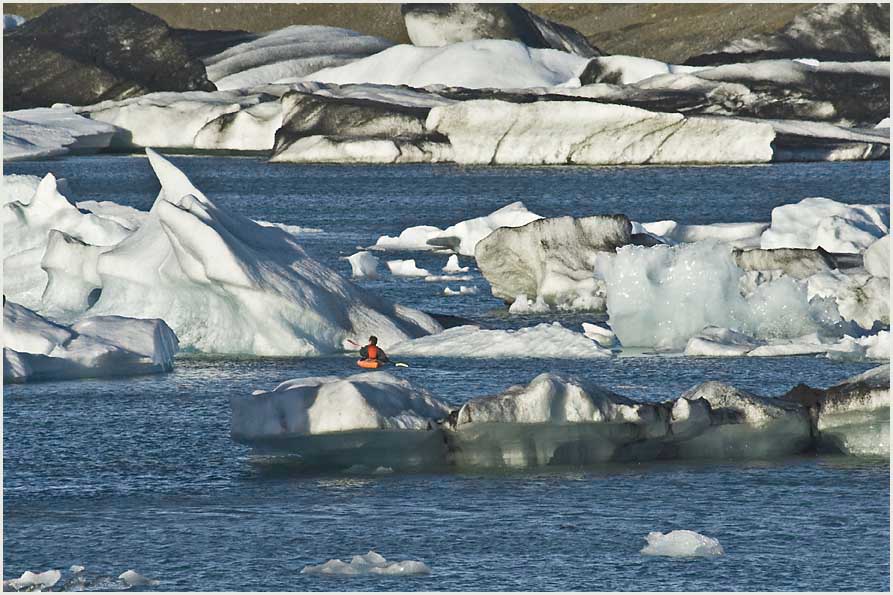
left=359, top=336, right=389, bottom=364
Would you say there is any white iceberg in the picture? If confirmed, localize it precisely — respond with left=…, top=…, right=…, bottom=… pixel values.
left=81, top=149, right=439, bottom=355
left=301, top=39, right=589, bottom=89
left=443, top=286, right=478, bottom=296
left=301, top=551, right=430, bottom=576
left=3, top=301, right=179, bottom=384
left=386, top=259, right=431, bottom=277
left=390, top=323, right=612, bottom=359
left=3, top=107, right=119, bottom=161
left=581, top=322, right=619, bottom=348
left=346, top=251, right=379, bottom=278
left=427, top=100, right=776, bottom=165
left=760, top=197, right=889, bottom=253
left=204, top=26, right=394, bottom=91
left=635, top=220, right=768, bottom=248
left=443, top=254, right=469, bottom=273
left=230, top=371, right=449, bottom=468
left=118, top=570, right=159, bottom=587
left=3, top=569, right=62, bottom=591
left=640, top=531, right=724, bottom=558
left=374, top=201, right=542, bottom=257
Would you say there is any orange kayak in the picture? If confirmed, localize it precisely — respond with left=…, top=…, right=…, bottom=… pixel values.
left=357, top=359, right=383, bottom=369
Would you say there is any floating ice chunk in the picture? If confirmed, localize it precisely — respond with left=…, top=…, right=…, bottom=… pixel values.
left=3, top=569, right=62, bottom=591
left=301, top=551, right=431, bottom=576
left=423, top=274, right=473, bottom=282
left=347, top=251, right=379, bottom=278
left=375, top=201, right=542, bottom=256
left=863, top=235, right=890, bottom=278
left=3, top=107, right=119, bottom=161
left=85, top=149, right=439, bottom=354
left=253, top=220, right=323, bottom=237
left=760, top=197, right=889, bottom=253
left=118, top=570, right=158, bottom=587
left=387, top=259, right=431, bottom=277
left=3, top=301, right=179, bottom=383
left=443, top=255, right=469, bottom=273
left=69, top=566, right=85, bottom=574
left=508, top=295, right=551, bottom=314
left=476, top=214, right=628, bottom=308
left=302, top=39, right=589, bottom=89
left=581, top=322, right=619, bottom=348
left=598, top=242, right=834, bottom=349
left=390, top=323, right=612, bottom=359
left=443, top=286, right=478, bottom=296
left=640, top=531, right=724, bottom=558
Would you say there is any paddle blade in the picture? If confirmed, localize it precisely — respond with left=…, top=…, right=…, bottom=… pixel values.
left=395, top=362, right=409, bottom=368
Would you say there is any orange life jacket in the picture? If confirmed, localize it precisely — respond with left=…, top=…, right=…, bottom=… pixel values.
left=365, top=344, right=379, bottom=360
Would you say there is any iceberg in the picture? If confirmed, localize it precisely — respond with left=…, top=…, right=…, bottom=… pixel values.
left=300, top=39, right=590, bottom=89
left=3, top=301, right=178, bottom=383
left=863, top=235, right=890, bottom=278
left=389, top=323, right=613, bottom=359
left=374, top=201, right=542, bottom=256
left=581, top=322, right=619, bottom=348
left=443, top=286, right=478, bottom=296
left=760, top=197, right=889, bottom=253
left=2, top=173, right=134, bottom=309
left=443, top=255, right=469, bottom=273
left=475, top=214, right=630, bottom=308
left=301, top=551, right=430, bottom=576
left=635, top=220, right=768, bottom=248
left=230, top=371, right=449, bottom=469
left=3, top=107, right=120, bottom=161
left=597, top=241, right=841, bottom=349
left=118, top=570, right=159, bottom=587
left=2, top=570, right=62, bottom=592
left=3, top=14, right=25, bottom=30
left=346, top=251, right=379, bottom=278
left=427, top=100, right=777, bottom=165
left=80, top=149, right=439, bottom=355
left=806, top=270, right=889, bottom=330
left=386, top=259, right=431, bottom=277
left=204, top=26, right=394, bottom=91
left=640, top=531, right=724, bottom=558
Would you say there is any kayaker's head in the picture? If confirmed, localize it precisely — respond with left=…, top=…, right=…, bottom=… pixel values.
left=368, top=335, right=378, bottom=345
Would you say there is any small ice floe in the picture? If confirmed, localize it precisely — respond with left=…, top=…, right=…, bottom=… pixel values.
left=640, top=530, right=724, bottom=558
left=387, top=259, right=431, bottom=277
left=443, top=255, right=469, bottom=273
left=3, top=569, right=62, bottom=591
left=508, top=294, right=550, bottom=314
left=347, top=251, right=380, bottom=278
left=301, top=551, right=431, bottom=576
left=581, top=322, right=619, bottom=348
left=443, top=286, right=478, bottom=296
left=424, top=274, right=473, bottom=282
left=118, top=569, right=159, bottom=587
left=69, top=565, right=85, bottom=574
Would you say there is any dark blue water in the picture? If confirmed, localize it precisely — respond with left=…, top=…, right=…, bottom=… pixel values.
left=3, top=157, right=890, bottom=590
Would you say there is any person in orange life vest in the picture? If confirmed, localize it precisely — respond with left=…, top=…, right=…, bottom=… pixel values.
left=359, top=335, right=389, bottom=363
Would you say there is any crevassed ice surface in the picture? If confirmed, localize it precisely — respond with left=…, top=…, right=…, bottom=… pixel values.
left=3, top=156, right=889, bottom=591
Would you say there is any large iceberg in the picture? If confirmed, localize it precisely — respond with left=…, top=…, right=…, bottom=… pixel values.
left=78, top=149, right=439, bottom=355
left=300, top=39, right=590, bottom=89
left=230, top=371, right=449, bottom=469
left=234, top=366, right=889, bottom=469
left=3, top=300, right=178, bottom=383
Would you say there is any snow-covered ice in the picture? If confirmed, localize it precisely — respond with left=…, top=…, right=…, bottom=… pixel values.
left=387, top=259, right=431, bottom=277
left=760, top=197, right=889, bottom=253
left=301, top=551, right=431, bottom=576
left=118, top=570, right=159, bottom=587
left=640, top=531, right=724, bottom=558
left=79, top=149, right=439, bottom=354
left=443, top=254, right=469, bottom=273
left=301, top=39, right=589, bottom=89
left=374, top=201, right=542, bottom=256
left=3, top=301, right=178, bottom=383
left=2, top=569, right=62, bottom=591
left=390, top=323, right=612, bottom=359
left=346, top=251, right=379, bottom=278
left=4, top=107, right=120, bottom=161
